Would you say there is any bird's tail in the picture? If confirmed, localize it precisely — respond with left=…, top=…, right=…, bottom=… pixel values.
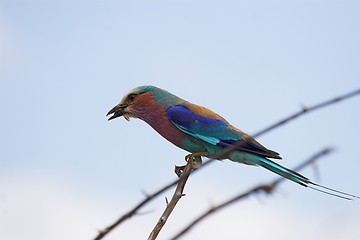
left=257, top=158, right=310, bottom=186
left=258, top=158, right=360, bottom=200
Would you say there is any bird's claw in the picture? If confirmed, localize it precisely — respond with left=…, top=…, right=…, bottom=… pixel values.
left=175, top=153, right=208, bottom=177
left=185, top=153, right=206, bottom=169
left=187, top=155, right=202, bottom=169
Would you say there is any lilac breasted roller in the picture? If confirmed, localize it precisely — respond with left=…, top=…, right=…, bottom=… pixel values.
left=107, top=85, right=358, bottom=199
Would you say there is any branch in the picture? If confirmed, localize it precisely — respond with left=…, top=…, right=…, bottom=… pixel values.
left=210, top=88, right=360, bottom=159
left=94, top=88, right=360, bottom=240
left=170, top=148, right=334, bottom=240
left=148, top=155, right=201, bottom=240
left=93, top=178, right=180, bottom=240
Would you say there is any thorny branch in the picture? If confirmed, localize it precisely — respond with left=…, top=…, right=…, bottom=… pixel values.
left=148, top=155, right=201, bottom=240
left=94, top=178, right=180, bottom=240
left=94, top=88, right=360, bottom=240
left=170, top=148, right=333, bottom=240
left=209, top=88, right=360, bottom=159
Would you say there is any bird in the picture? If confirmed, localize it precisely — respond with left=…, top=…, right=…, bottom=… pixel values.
left=107, top=85, right=358, bottom=200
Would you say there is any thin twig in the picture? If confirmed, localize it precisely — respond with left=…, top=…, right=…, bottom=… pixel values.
left=148, top=155, right=200, bottom=240
left=94, top=88, right=360, bottom=240
left=93, top=178, right=180, bottom=240
left=170, top=148, right=334, bottom=240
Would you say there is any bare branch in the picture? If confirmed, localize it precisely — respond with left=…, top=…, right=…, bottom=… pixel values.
left=148, top=155, right=200, bottom=240
left=93, top=178, right=181, bottom=240
left=170, top=148, right=334, bottom=240
left=94, top=88, right=360, bottom=240
left=210, top=88, right=360, bottom=159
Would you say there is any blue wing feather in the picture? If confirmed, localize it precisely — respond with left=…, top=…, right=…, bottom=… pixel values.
left=167, top=105, right=281, bottom=159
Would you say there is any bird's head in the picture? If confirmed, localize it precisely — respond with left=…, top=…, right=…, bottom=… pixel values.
left=106, top=86, right=147, bottom=121
left=106, top=85, right=180, bottom=121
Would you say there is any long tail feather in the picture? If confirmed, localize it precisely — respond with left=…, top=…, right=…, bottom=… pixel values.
left=309, top=182, right=360, bottom=200
left=257, top=158, right=360, bottom=200
left=257, top=158, right=310, bottom=186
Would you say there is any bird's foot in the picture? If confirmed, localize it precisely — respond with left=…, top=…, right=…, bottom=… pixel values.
left=175, top=152, right=208, bottom=178
left=185, top=153, right=205, bottom=169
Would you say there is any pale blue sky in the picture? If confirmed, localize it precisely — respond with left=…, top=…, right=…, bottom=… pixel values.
left=1, top=1, right=360, bottom=240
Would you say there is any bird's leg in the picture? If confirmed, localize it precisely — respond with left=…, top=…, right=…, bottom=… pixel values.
left=175, top=152, right=209, bottom=178
left=185, top=152, right=208, bottom=168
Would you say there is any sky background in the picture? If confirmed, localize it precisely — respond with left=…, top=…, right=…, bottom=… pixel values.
left=1, top=0, right=360, bottom=240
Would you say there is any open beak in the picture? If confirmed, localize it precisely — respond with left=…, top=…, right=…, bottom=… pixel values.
left=106, top=103, right=127, bottom=121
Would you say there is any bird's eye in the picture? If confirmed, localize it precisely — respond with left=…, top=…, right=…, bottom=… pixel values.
left=128, top=93, right=137, bottom=102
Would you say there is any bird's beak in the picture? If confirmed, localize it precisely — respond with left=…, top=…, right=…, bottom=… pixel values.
left=106, top=103, right=127, bottom=121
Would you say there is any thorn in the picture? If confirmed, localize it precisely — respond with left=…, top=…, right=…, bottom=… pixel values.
left=175, top=165, right=186, bottom=178
left=322, top=147, right=332, bottom=154
left=300, top=103, right=309, bottom=112
left=262, top=184, right=276, bottom=194
left=141, top=190, right=149, bottom=198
